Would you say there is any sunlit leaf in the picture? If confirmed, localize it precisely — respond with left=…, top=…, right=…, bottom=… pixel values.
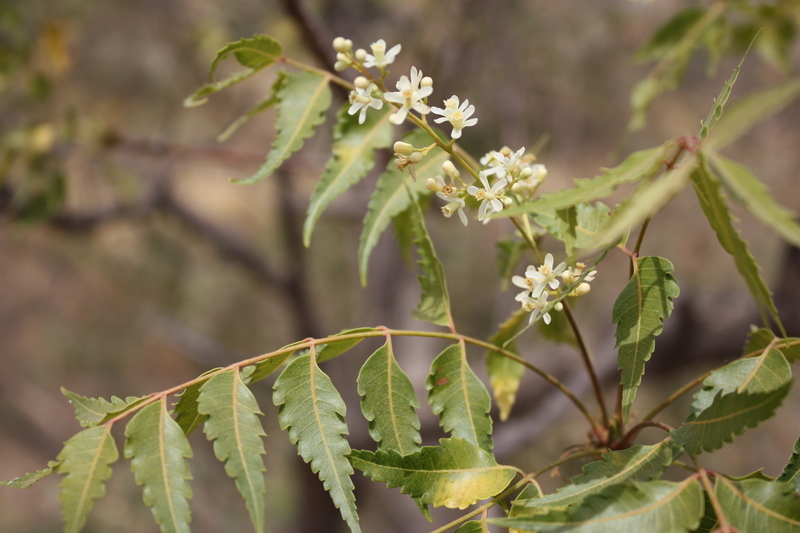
left=357, top=340, right=422, bottom=455
left=273, top=353, right=360, bottom=533
left=236, top=71, right=332, bottom=186
left=124, top=399, right=193, bottom=533
left=741, top=327, right=800, bottom=363
left=61, top=388, right=148, bottom=428
left=57, top=425, right=119, bottom=533
left=198, top=369, right=267, bottom=533
left=349, top=438, right=516, bottom=510
left=486, top=309, right=527, bottom=421
left=535, top=202, right=612, bottom=256
left=777, top=436, right=800, bottom=491
left=317, top=327, right=377, bottom=364
left=613, top=256, right=680, bottom=422
left=716, top=478, right=800, bottom=532
left=427, top=344, right=493, bottom=451
left=2, top=460, right=60, bottom=489
left=303, top=105, right=392, bottom=245
left=409, top=195, right=452, bottom=327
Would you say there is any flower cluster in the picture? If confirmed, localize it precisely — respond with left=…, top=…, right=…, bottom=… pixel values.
left=512, top=254, right=596, bottom=325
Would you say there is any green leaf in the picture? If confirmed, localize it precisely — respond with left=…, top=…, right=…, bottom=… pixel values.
left=349, top=438, right=516, bottom=509
left=2, top=460, right=60, bottom=488
left=777, top=436, right=800, bottom=491
left=534, top=203, right=613, bottom=256
left=235, top=71, right=331, bottom=185
left=690, top=154, right=783, bottom=330
left=358, top=129, right=447, bottom=286
left=317, top=327, right=377, bottom=364
left=184, top=35, right=282, bottom=107
left=454, top=521, right=485, bottom=533
left=61, top=388, right=148, bottom=428
left=672, top=348, right=792, bottom=455
left=197, top=369, right=267, bottom=533
left=302, top=105, right=393, bottom=245
left=357, top=340, right=422, bottom=455
left=716, top=478, right=800, bottom=532
left=613, top=256, right=680, bottom=422
left=591, top=154, right=697, bottom=249
left=697, top=47, right=749, bottom=142
left=635, top=8, right=706, bottom=64
left=57, top=425, right=119, bottom=533
left=493, top=478, right=703, bottom=532
left=486, top=309, right=527, bottom=421
left=273, top=353, right=360, bottom=533
left=706, top=151, right=800, bottom=246
left=124, top=399, right=193, bottom=533
left=496, top=237, right=528, bottom=291
left=509, top=439, right=676, bottom=513
left=742, top=327, right=800, bottom=363
left=706, top=77, right=800, bottom=150
left=173, top=382, right=208, bottom=436
left=498, top=146, right=669, bottom=218
left=217, top=71, right=287, bottom=142
left=427, top=344, right=493, bottom=451
left=409, top=195, right=452, bottom=327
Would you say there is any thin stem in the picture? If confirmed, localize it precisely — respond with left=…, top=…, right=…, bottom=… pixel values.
left=617, top=420, right=674, bottom=448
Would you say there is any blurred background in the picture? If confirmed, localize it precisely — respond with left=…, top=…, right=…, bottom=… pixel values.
left=1, top=1, right=799, bottom=532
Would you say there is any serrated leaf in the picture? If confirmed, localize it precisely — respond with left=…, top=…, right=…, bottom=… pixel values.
left=716, top=478, right=800, bottom=532
left=273, top=353, right=360, bottom=533
left=235, top=71, right=331, bottom=185
left=124, top=399, right=193, bottom=533
left=61, top=388, right=148, bottom=428
left=3, top=460, right=60, bottom=488
left=510, top=439, right=676, bottom=513
left=197, top=369, right=267, bottom=533
left=697, top=48, right=748, bottom=142
left=317, top=327, right=377, bottom=364
left=427, top=344, right=493, bottom=451
left=690, top=154, right=783, bottom=329
left=613, top=256, right=680, bottom=422
left=408, top=196, right=452, bottom=327
left=535, top=202, right=613, bottom=256
left=357, top=340, right=422, bottom=455
left=672, top=348, right=792, bottom=455
left=742, top=327, right=800, bottom=363
left=173, top=382, right=208, bottom=437
left=486, top=309, right=527, bottom=421
left=184, top=35, right=282, bottom=107
left=358, top=129, right=447, bottom=286
left=57, top=425, right=119, bottom=533
left=706, top=151, right=800, bottom=246
left=349, top=438, right=516, bottom=509
left=302, top=105, right=392, bottom=245
left=498, top=146, right=669, bottom=218
left=217, top=71, right=287, bottom=142
left=706, top=77, right=800, bottom=150
left=591, top=154, right=697, bottom=249
left=494, top=478, right=703, bottom=532
left=777, top=436, right=800, bottom=491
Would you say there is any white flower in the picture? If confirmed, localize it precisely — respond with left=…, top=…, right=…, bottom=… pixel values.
left=347, top=83, right=383, bottom=124
left=496, top=147, right=526, bottom=177
left=528, top=253, right=567, bottom=298
left=363, top=39, right=401, bottom=69
left=440, top=196, right=468, bottom=226
left=384, top=67, right=432, bottom=125
left=561, top=262, right=596, bottom=285
left=467, top=168, right=506, bottom=222
left=430, top=96, right=478, bottom=139
left=515, top=290, right=553, bottom=325
left=480, top=149, right=506, bottom=178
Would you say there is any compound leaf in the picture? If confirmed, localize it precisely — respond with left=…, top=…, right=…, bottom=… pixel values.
left=409, top=195, right=452, bottom=327
left=124, top=399, right=193, bottom=533
left=273, top=353, right=360, bottom=533
left=357, top=340, right=421, bottom=456
left=197, top=369, right=267, bottom=533
left=427, top=344, right=493, bottom=451
left=57, top=425, right=119, bottom=533
left=349, top=438, right=516, bottom=510
left=613, top=256, right=680, bottom=422
left=303, top=105, right=392, bottom=245
left=235, top=71, right=331, bottom=185
left=61, top=388, right=147, bottom=428
left=716, top=478, right=800, bottom=532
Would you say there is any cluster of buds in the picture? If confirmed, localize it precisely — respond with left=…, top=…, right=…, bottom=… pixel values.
left=482, top=147, right=547, bottom=198
left=426, top=161, right=467, bottom=225
left=512, top=254, right=597, bottom=325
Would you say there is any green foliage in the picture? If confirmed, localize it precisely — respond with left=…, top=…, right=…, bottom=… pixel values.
left=317, top=327, right=377, bottom=363
left=715, top=478, right=800, bottom=532
left=494, top=478, right=703, bottom=532
left=237, top=71, right=332, bottom=186
left=496, top=236, right=528, bottom=290
left=534, top=203, right=613, bottom=256
left=409, top=196, right=452, bottom=327
left=697, top=47, right=747, bottom=142
left=349, top=438, right=516, bottom=509
left=303, top=105, right=393, bottom=245
left=742, top=327, right=800, bottom=363
left=672, top=348, right=792, bottom=455
left=358, top=129, right=446, bottom=286
left=485, top=309, right=527, bottom=421
left=217, top=71, right=287, bottom=142
left=2, top=460, right=60, bottom=488
left=777, top=437, right=800, bottom=491
left=613, top=256, right=680, bottom=422
left=273, top=353, right=360, bottom=533
left=61, top=388, right=147, bottom=428
left=357, top=340, right=422, bottom=455
left=197, top=369, right=267, bottom=533
left=427, top=344, right=494, bottom=451
left=124, top=400, right=193, bottom=533
left=454, top=521, right=485, bottom=533
left=57, top=425, right=119, bottom=533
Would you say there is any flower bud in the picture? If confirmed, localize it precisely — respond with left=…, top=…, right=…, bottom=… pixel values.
left=393, top=141, right=414, bottom=154
left=354, top=76, right=370, bottom=89
left=354, top=48, right=367, bottom=62
left=426, top=177, right=444, bottom=192
left=519, top=166, right=533, bottom=179
left=334, top=60, right=350, bottom=72
left=332, top=37, right=350, bottom=53
left=442, top=160, right=459, bottom=180
left=554, top=302, right=564, bottom=312
left=421, top=76, right=433, bottom=87
left=409, top=151, right=423, bottom=164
